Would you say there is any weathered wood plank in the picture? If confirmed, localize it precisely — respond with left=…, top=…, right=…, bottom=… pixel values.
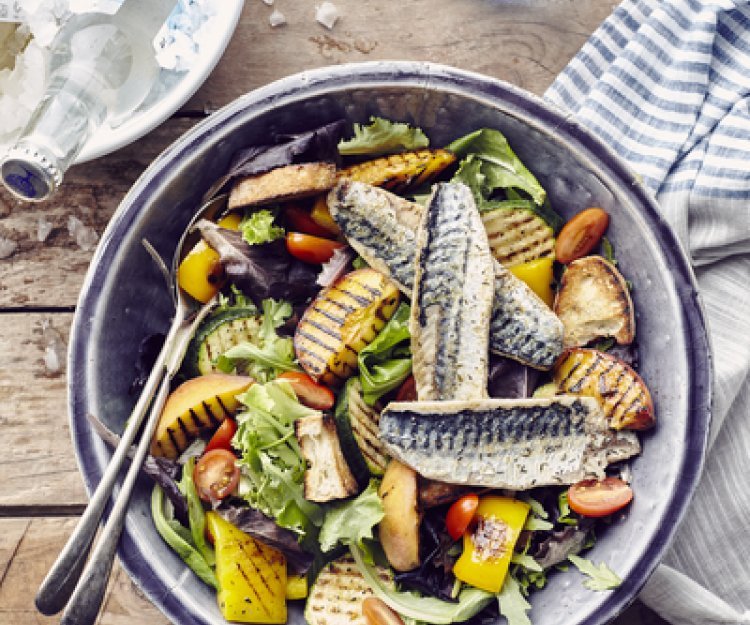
left=0, top=313, right=88, bottom=509
left=184, top=0, right=620, bottom=113
left=0, top=517, right=169, bottom=625
left=0, top=118, right=200, bottom=310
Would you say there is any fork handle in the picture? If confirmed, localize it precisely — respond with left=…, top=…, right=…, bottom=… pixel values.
left=34, top=338, right=170, bottom=615
left=59, top=374, right=172, bottom=625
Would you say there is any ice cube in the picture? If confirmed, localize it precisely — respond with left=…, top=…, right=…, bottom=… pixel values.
left=41, top=319, right=66, bottom=375
left=269, top=9, right=286, bottom=27
left=37, top=217, right=54, bottom=242
left=0, top=237, right=18, bottom=259
left=67, top=215, right=99, bottom=251
left=315, top=2, right=340, bottom=29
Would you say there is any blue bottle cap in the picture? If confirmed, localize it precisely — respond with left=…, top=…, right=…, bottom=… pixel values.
left=1, top=145, right=61, bottom=202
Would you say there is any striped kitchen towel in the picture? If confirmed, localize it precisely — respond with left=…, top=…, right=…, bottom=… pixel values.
left=545, top=1, right=750, bottom=623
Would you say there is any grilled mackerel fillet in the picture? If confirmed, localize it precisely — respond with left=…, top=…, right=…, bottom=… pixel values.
left=328, top=181, right=563, bottom=369
left=379, top=396, right=640, bottom=490
left=411, top=182, right=494, bottom=401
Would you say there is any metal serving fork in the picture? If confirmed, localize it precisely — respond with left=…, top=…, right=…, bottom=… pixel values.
left=35, top=194, right=228, bottom=625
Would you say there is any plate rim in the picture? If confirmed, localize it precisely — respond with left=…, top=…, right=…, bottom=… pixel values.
left=73, top=0, right=244, bottom=164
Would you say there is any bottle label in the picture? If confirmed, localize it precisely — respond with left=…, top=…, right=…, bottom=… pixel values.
left=0, top=1, right=22, bottom=22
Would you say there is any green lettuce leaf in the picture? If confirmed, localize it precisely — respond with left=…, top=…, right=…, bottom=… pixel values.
left=219, top=299, right=301, bottom=382
left=447, top=129, right=546, bottom=205
left=339, top=117, right=429, bottom=156
left=568, top=554, right=622, bottom=591
left=240, top=209, right=285, bottom=246
left=350, top=545, right=493, bottom=624
left=358, top=303, right=412, bottom=404
left=319, top=479, right=384, bottom=553
left=151, top=485, right=218, bottom=589
left=497, top=574, right=532, bottom=625
left=233, top=379, right=324, bottom=538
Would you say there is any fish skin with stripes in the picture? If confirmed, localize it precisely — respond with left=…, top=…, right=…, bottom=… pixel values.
left=328, top=180, right=564, bottom=369
left=372, top=181, right=640, bottom=490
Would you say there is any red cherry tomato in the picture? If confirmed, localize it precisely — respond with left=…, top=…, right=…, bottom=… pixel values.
left=567, top=477, right=634, bottom=518
left=284, top=204, right=336, bottom=238
left=445, top=493, right=480, bottom=540
left=286, top=232, right=345, bottom=264
left=204, top=418, right=237, bottom=453
left=555, top=207, right=610, bottom=264
left=277, top=371, right=335, bottom=410
left=394, top=375, right=417, bottom=402
left=193, top=449, right=240, bottom=503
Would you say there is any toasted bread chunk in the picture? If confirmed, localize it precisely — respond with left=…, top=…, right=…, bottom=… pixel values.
left=228, top=162, right=337, bottom=209
left=554, top=255, right=635, bottom=348
left=295, top=414, right=358, bottom=503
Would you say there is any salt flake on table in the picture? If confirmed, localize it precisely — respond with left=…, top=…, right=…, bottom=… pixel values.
left=37, top=217, right=54, bottom=242
left=269, top=9, right=286, bottom=27
left=0, top=238, right=18, bottom=259
left=41, top=319, right=66, bottom=375
left=315, top=2, right=340, bottom=29
left=67, top=215, right=99, bottom=251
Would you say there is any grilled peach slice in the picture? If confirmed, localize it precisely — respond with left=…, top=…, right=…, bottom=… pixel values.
left=553, top=347, right=654, bottom=430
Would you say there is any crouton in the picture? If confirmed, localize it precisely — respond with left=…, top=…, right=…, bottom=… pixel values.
left=554, top=255, right=635, bottom=348
left=295, top=414, right=358, bottom=503
left=228, top=162, right=337, bottom=209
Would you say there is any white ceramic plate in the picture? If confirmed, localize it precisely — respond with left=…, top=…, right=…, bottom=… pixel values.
left=74, top=0, right=244, bottom=164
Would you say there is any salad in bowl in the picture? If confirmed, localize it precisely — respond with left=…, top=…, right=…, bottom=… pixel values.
left=135, top=116, right=655, bottom=625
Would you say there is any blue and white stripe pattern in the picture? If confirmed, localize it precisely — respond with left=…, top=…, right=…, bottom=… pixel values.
left=546, top=2, right=750, bottom=624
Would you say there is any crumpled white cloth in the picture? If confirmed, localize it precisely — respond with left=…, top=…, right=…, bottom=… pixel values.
left=545, top=1, right=750, bottom=623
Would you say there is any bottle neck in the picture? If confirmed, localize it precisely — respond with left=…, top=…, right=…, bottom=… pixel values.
left=1, top=76, right=107, bottom=201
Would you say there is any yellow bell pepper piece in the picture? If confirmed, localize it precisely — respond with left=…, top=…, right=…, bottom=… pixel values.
left=310, top=195, right=341, bottom=236
left=285, top=573, right=308, bottom=600
left=509, top=255, right=555, bottom=308
left=452, top=496, right=530, bottom=593
left=177, top=213, right=242, bottom=303
left=205, top=511, right=287, bottom=624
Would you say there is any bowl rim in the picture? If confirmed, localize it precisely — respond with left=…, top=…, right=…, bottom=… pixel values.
left=68, top=61, right=712, bottom=625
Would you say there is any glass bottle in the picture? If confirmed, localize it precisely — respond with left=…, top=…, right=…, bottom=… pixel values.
left=0, top=0, right=174, bottom=202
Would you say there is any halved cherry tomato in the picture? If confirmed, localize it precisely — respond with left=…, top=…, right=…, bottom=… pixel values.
left=286, top=232, right=345, bottom=264
left=283, top=204, right=336, bottom=238
left=394, top=375, right=417, bottom=402
left=204, top=418, right=237, bottom=453
left=555, top=207, right=610, bottom=264
left=362, top=597, right=405, bottom=625
left=278, top=371, right=335, bottom=410
left=567, top=476, right=633, bottom=518
left=445, top=492, right=480, bottom=540
left=194, top=449, right=240, bottom=503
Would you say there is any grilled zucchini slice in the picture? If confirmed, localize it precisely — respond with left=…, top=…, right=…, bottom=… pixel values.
left=481, top=205, right=555, bottom=267
left=304, top=555, right=393, bottom=625
left=184, top=306, right=262, bottom=377
left=347, top=379, right=388, bottom=476
left=294, top=269, right=400, bottom=387
left=339, top=148, right=456, bottom=193
left=553, top=347, right=655, bottom=430
left=333, top=378, right=388, bottom=486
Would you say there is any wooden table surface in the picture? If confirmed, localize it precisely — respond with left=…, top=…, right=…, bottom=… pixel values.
left=0, top=1, right=668, bottom=624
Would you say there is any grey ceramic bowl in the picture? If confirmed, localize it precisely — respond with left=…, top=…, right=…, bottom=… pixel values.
left=69, top=62, right=711, bottom=625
